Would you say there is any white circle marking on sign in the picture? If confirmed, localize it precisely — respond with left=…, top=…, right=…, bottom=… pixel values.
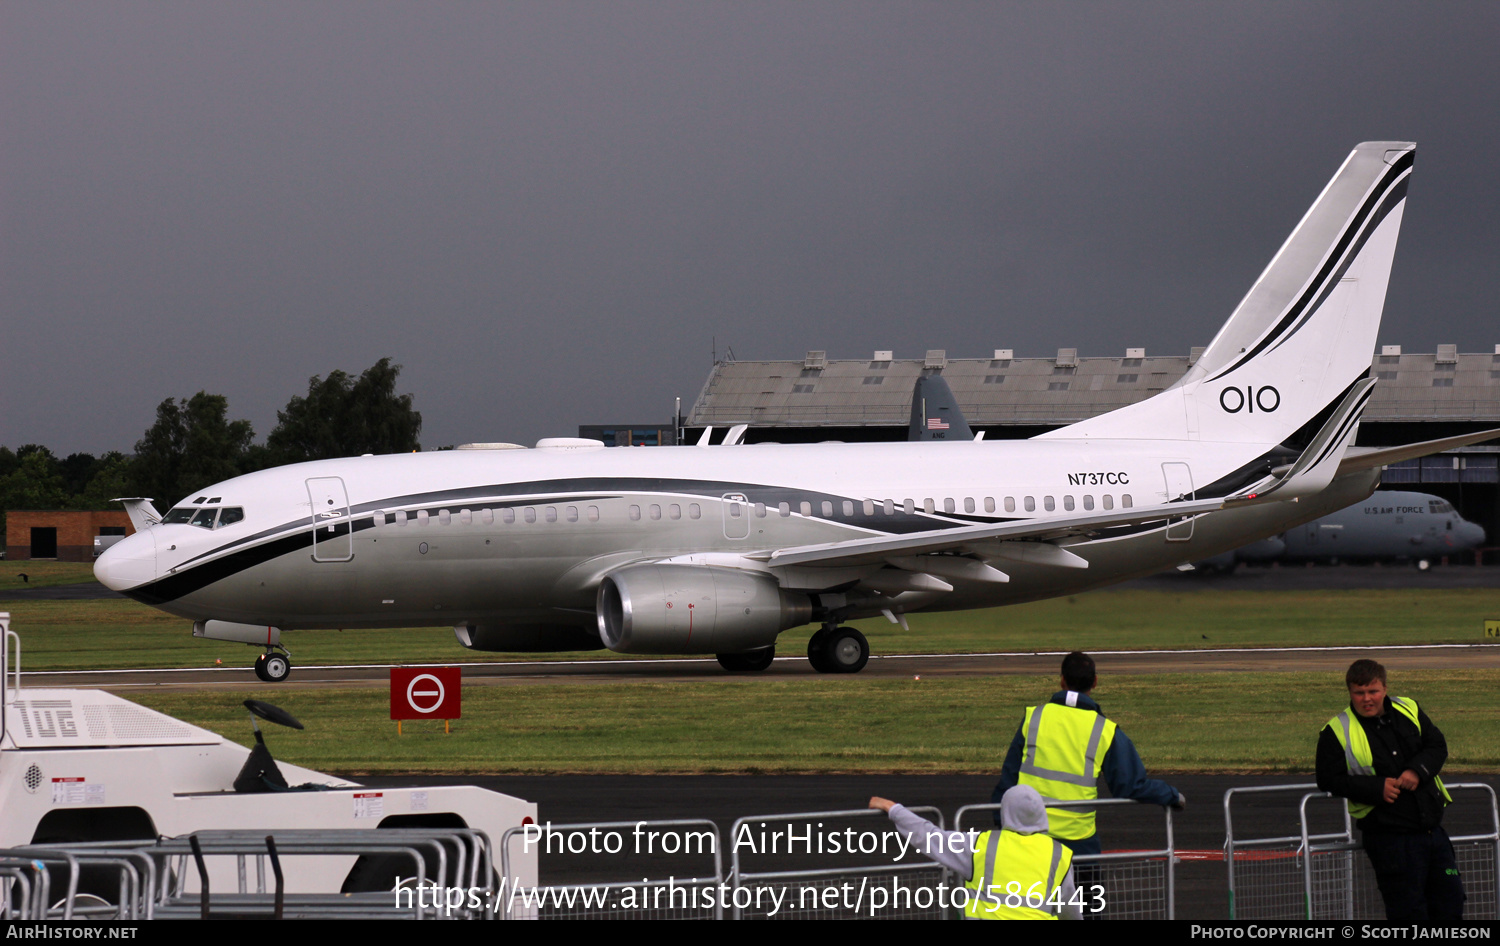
left=406, top=673, right=446, bottom=714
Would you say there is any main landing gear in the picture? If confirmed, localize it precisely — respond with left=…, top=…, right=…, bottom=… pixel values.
left=716, top=646, right=776, bottom=672
left=807, top=624, right=869, bottom=674
left=253, top=647, right=293, bottom=683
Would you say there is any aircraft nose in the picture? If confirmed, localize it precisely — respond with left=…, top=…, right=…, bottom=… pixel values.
left=1463, top=522, right=1486, bottom=548
left=94, top=530, right=157, bottom=591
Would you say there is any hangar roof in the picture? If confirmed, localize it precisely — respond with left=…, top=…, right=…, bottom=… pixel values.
left=686, top=348, right=1500, bottom=428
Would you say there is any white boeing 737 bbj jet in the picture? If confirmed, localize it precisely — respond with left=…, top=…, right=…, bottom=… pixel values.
left=96, top=142, right=1498, bottom=681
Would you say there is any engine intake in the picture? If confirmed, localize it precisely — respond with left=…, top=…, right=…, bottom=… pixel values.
left=597, top=564, right=811, bottom=654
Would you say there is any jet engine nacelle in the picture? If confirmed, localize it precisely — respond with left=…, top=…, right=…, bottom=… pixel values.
left=453, top=623, right=604, bottom=652
left=597, top=564, right=812, bottom=654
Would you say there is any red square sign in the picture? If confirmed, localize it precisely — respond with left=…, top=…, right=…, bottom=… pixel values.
left=390, top=667, right=461, bottom=719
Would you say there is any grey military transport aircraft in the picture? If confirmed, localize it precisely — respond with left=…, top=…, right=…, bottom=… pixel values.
left=1191, top=490, right=1486, bottom=572
left=97, top=142, right=1499, bottom=681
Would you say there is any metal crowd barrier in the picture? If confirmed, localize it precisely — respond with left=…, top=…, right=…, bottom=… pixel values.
left=1224, top=782, right=1499, bottom=920
left=727, top=806, right=948, bottom=920
left=7, top=827, right=494, bottom=920
left=954, top=798, right=1177, bottom=920
left=498, top=819, right=724, bottom=920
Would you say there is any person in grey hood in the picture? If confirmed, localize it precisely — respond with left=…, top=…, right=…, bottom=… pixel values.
left=870, top=785, right=1082, bottom=919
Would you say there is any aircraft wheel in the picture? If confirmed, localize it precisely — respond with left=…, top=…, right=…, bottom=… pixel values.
left=826, top=627, right=869, bottom=674
left=807, top=628, right=835, bottom=673
left=253, top=654, right=270, bottom=682
left=717, top=647, right=775, bottom=672
left=261, top=652, right=292, bottom=683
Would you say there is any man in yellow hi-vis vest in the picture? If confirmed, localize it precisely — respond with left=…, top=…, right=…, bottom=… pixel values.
left=871, top=786, right=1083, bottom=919
left=1316, top=658, right=1464, bottom=922
left=992, top=652, right=1184, bottom=857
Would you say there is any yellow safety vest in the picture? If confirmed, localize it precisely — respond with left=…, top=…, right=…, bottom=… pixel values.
left=1326, top=695, right=1452, bottom=820
left=1016, top=702, right=1117, bottom=840
left=966, top=830, right=1073, bottom=920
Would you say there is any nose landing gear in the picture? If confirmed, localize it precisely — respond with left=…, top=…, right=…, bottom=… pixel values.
left=253, top=647, right=293, bottom=683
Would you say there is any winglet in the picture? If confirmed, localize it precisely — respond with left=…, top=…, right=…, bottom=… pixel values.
left=1227, top=376, right=1376, bottom=503
left=111, top=497, right=162, bottom=531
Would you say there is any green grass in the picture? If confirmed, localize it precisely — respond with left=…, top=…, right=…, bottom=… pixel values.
left=127, top=669, right=1500, bottom=775
left=0, top=561, right=98, bottom=591
left=7, top=586, right=1499, bottom=673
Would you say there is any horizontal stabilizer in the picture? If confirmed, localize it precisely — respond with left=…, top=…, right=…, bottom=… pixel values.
left=1339, top=428, right=1500, bottom=476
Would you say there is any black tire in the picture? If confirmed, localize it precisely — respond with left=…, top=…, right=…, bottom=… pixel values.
left=807, top=628, right=834, bottom=673
left=826, top=627, right=869, bottom=674
left=253, top=654, right=269, bottom=682
left=261, top=653, right=291, bottom=683
left=717, top=647, right=775, bottom=672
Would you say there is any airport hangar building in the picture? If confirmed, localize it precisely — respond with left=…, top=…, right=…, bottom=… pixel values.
left=678, top=345, right=1500, bottom=547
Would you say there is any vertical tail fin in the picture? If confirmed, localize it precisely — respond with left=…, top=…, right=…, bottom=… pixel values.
left=908, top=373, right=974, bottom=441
left=1046, top=142, right=1414, bottom=445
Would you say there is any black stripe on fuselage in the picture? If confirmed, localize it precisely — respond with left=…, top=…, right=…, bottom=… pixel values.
left=128, top=477, right=995, bottom=604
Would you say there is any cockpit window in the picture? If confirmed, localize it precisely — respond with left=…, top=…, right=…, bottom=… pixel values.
left=1430, top=500, right=1454, bottom=514
left=164, top=506, right=245, bottom=528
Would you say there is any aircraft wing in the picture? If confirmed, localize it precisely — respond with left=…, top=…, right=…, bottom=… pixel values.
left=763, top=496, right=1228, bottom=570
left=1338, top=428, right=1500, bottom=476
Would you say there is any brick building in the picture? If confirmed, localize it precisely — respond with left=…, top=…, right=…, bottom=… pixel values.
left=4, top=511, right=135, bottom=562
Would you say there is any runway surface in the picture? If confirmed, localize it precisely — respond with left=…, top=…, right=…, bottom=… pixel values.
left=24, top=640, right=1500, bottom=691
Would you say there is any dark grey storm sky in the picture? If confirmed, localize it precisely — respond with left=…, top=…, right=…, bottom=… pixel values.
left=4, top=2, right=1498, bottom=455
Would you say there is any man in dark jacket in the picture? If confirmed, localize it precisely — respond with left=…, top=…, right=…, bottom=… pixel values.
left=991, top=652, right=1183, bottom=857
left=1316, top=658, right=1464, bottom=922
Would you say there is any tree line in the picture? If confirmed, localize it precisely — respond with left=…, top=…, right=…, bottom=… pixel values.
left=1, top=359, right=421, bottom=530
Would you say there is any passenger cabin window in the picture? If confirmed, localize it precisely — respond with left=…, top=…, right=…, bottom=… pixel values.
left=821, top=501, right=834, bottom=517
left=943, top=498, right=955, bottom=514
left=524, top=507, right=537, bottom=523
left=779, top=502, right=791, bottom=517
left=800, top=501, right=812, bottom=517
left=438, top=509, right=451, bottom=525
left=1083, top=495, right=1094, bottom=511
left=546, top=506, right=559, bottom=523
left=1004, top=497, right=1015, bottom=513
left=842, top=501, right=854, bottom=517
left=503, top=508, right=516, bottom=524
left=1044, top=496, right=1056, bottom=512
left=1102, top=495, right=1113, bottom=510
left=397, top=510, right=409, bottom=526
left=648, top=504, right=661, bottom=521
left=688, top=504, right=701, bottom=520
left=984, top=497, right=995, bottom=513
left=1024, top=497, right=1036, bottom=512
left=964, top=497, right=975, bottom=513
left=1063, top=496, right=1075, bottom=511
left=1122, top=495, right=1133, bottom=508
left=587, top=506, right=600, bottom=522
left=668, top=504, right=681, bottom=520
left=629, top=505, right=641, bottom=521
